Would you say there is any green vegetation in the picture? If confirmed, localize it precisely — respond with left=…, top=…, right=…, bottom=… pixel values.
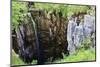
left=53, top=49, right=95, bottom=63
left=12, top=50, right=25, bottom=65
left=34, top=3, right=90, bottom=17
left=12, top=1, right=92, bottom=30
left=12, top=48, right=95, bottom=65
left=12, top=1, right=28, bottom=30
left=12, top=50, right=37, bottom=65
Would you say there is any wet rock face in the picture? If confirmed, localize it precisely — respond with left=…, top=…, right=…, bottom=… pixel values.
left=12, top=23, right=37, bottom=63
left=12, top=10, right=69, bottom=64
left=12, top=29, right=19, bottom=54
left=31, top=10, right=69, bottom=62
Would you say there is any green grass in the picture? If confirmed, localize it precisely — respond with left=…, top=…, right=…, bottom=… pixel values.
left=11, top=50, right=37, bottom=66
left=12, top=50, right=25, bottom=66
left=53, top=48, right=96, bottom=63
left=12, top=48, right=95, bottom=65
